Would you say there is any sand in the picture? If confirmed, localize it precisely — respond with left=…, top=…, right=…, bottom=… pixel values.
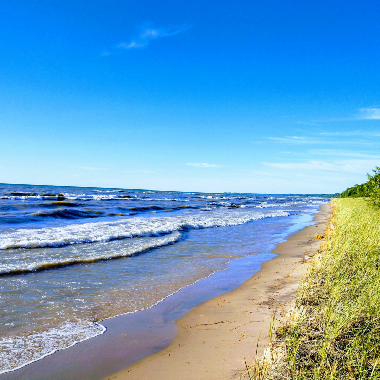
left=106, top=204, right=331, bottom=380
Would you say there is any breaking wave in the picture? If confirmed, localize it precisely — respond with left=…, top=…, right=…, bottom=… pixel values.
left=0, top=210, right=289, bottom=250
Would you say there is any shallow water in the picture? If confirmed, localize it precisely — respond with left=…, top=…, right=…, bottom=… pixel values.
left=0, top=183, right=328, bottom=374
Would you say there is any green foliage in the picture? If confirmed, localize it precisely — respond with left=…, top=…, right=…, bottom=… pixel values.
left=367, top=167, right=380, bottom=207
left=340, top=166, right=380, bottom=207
left=339, top=183, right=369, bottom=198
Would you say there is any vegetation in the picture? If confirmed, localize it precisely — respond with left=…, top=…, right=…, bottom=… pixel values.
left=247, top=198, right=380, bottom=379
left=340, top=167, right=380, bottom=207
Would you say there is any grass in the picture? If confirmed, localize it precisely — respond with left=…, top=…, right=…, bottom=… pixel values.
left=246, top=198, right=380, bottom=379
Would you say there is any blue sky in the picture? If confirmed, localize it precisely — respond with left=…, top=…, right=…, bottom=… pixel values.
left=1, top=0, right=380, bottom=193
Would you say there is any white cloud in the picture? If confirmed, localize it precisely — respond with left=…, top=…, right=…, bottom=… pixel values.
left=268, top=133, right=380, bottom=146
left=358, top=107, right=380, bottom=120
left=295, top=107, right=380, bottom=124
left=262, top=159, right=379, bottom=175
left=318, top=130, right=364, bottom=136
left=309, top=149, right=380, bottom=159
left=268, top=136, right=320, bottom=144
left=186, top=163, right=219, bottom=168
left=116, top=23, right=190, bottom=50
left=264, top=160, right=335, bottom=171
left=116, top=41, right=147, bottom=49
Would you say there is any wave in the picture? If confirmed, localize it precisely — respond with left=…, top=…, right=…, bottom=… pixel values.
left=0, top=191, right=262, bottom=206
left=0, top=192, right=128, bottom=201
left=129, top=205, right=168, bottom=212
left=1, top=192, right=68, bottom=200
left=48, top=201, right=82, bottom=207
left=31, top=208, right=103, bottom=220
left=128, top=204, right=199, bottom=212
left=0, top=209, right=289, bottom=250
left=4, top=191, right=38, bottom=197
left=0, top=232, right=182, bottom=275
left=0, top=321, right=106, bottom=375
left=0, top=192, right=203, bottom=203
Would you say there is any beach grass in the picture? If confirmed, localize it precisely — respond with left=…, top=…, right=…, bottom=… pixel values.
left=247, top=198, right=380, bottom=379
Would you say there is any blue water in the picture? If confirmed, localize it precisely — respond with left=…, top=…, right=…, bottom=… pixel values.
left=0, top=183, right=328, bottom=374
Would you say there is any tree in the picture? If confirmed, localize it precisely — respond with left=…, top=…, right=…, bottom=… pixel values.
left=367, top=166, right=380, bottom=207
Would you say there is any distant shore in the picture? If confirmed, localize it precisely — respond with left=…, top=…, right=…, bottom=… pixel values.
left=107, top=204, right=330, bottom=380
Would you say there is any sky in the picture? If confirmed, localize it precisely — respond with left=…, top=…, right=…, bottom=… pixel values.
left=1, top=0, right=380, bottom=194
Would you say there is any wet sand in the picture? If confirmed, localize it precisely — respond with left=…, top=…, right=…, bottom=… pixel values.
left=0, top=206, right=329, bottom=380
left=106, top=204, right=331, bottom=380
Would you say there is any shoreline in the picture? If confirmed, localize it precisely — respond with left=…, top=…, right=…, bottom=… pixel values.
left=107, top=204, right=331, bottom=380
left=0, top=205, right=329, bottom=380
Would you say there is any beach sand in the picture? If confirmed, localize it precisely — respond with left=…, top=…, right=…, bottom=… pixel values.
left=106, top=204, right=331, bottom=380
left=0, top=205, right=330, bottom=380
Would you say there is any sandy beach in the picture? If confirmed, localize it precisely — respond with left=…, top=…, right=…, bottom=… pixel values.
left=106, top=204, right=330, bottom=380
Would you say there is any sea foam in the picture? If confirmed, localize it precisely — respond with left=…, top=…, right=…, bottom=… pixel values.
left=0, top=322, right=106, bottom=374
left=0, top=209, right=289, bottom=251
left=0, top=232, right=182, bottom=274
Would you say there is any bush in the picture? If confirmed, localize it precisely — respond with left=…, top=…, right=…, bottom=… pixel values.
left=340, top=166, right=380, bottom=207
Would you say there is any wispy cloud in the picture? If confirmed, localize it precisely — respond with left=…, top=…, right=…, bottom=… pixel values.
left=263, top=159, right=379, bottom=175
left=268, top=132, right=380, bottom=145
left=296, top=121, right=323, bottom=127
left=186, top=163, right=219, bottom=168
left=318, top=130, right=380, bottom=138
left=268, top=136, right=320, bottom=144
left=309, top=149, right=380, bottom=159
left=295, top=107, right=380, bottom=124
left=116, top=23, right=190, bottom=50
left=263, top=160, right=334, bottom=171
left=357, top=107, right=380, bottom=120
left=318, top=130, right=365, bottom=136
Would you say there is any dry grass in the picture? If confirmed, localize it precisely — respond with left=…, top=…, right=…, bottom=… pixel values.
left=246, top=199, right=380, bottom=379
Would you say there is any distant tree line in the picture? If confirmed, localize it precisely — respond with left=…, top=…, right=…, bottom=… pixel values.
left=340, top=166, right=380, bottom=207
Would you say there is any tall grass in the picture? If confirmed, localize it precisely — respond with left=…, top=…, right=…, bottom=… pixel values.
left=248, top=199, right=380, bottom=379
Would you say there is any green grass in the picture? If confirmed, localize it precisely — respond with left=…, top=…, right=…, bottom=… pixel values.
left=247, top=199, right=380, bottom=379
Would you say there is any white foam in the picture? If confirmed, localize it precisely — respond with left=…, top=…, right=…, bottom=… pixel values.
left=0, top=210, right=289, bottom=250
left=0, top=321, right=106, bottom=374
left=0, top=232, right=182, bottom=274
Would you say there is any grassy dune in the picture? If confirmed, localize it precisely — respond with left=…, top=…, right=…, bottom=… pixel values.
left=248, top=199, right=380, bottom=379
